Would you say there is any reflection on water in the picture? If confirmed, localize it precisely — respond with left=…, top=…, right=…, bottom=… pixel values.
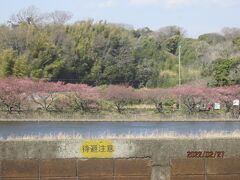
left=0, top=121, right=240, bottom=139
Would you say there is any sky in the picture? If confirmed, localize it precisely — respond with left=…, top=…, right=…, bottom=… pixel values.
left=0, top=0, right=240, bottom=37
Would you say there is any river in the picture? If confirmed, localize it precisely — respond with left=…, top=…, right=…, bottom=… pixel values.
left=0, top=121, right=240, bottom=139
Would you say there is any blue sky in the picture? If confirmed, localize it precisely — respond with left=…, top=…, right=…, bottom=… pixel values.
left=0, top=0, right=240, bottom=37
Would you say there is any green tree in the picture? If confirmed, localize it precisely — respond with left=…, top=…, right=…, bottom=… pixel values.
left=210, top=58, right=240, bottom=86
left=233, top=37, right=240, bottom=50
left=43, top=58, right=64, bottom=80
left=163, top=35, right=181, bottom=54
left=0, top=49, right=16, bottom=77
left=212, top=59, right=233, bottom=86
left=198, top=33, right=226, bottom=45
left=13, top=54, right=30, bottom=77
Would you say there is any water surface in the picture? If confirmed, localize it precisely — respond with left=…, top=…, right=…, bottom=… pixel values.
left=0, top=121, right=240, bottom=139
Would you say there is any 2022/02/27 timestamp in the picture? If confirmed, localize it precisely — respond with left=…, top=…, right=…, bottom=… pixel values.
left=187, top=151, right=225, bottom=158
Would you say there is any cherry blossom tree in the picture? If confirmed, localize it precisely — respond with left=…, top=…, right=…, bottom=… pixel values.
left=138, top=88, right=175, bottom=113
left=213, top=86, right=240, bottom=118
left=0, top=78, right=33, bottom=113
left=104, top=85, right=138, bottom=113
left=64, top=83, right=100, bottom=113
left=213, top=86, right=240, bottom=111
left=174, top=85, right=212, bottom=114
left=1, top=77, right=240, bottom=119
left=29, top=81, right=66, bottom=111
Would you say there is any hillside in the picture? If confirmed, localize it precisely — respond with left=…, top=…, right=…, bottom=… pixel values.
left=0, top=7, right=240, bottom=88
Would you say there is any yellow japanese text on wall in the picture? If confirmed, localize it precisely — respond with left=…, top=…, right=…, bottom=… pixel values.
left=80, top=140, right=115, bottom=158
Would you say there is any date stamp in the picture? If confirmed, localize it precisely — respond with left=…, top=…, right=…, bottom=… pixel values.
left=187, top=151, right=224, bottom=158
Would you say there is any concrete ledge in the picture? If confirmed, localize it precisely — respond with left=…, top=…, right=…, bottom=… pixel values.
left=1, top=138, right=240, bottom=180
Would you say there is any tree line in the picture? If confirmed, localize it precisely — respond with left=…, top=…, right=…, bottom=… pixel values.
left=0, top=6, right=240, bottom=87
left=0, top=78, right=239, bottom=118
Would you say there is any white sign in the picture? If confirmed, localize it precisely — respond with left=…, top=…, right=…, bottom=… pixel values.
left=214, top=103, right=221, bottom=110
left=233, top=99, right=240, bottom=106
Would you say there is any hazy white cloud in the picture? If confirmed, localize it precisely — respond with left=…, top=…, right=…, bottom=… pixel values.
left=128, top=0, right=240, bottom=8
left=210, top=0, right=240, bottom=7
left=98, top=0, right=116, bottom=8
left=165, top=0, right=192, bottom=7
left=128, top=0, right=160, bottom=6
left=85, top=0, right=240, bottom=10
left=128, top=0, right=193, bottom=7
left=84, top=0, right=117, bottom=9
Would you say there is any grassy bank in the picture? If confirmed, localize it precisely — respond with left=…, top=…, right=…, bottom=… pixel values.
left=0, top=110, right=238, bottom=122
left=1, top=131, right=240, bottom=141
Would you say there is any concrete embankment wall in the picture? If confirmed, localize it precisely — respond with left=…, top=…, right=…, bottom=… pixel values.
left=0, top=138, right=240, bottom=180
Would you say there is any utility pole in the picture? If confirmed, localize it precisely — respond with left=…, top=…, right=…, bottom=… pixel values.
left=178, top=45, right=181, bottom=110
left=178, top=45, right=181, bottom=87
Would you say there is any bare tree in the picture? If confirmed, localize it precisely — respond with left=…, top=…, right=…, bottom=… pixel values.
left=8, top=6, right=44, bottom=26
left=200, top=41, right=236, bottom=64
left=222, top=27, right=240, bottom=40
left=156, top=26, right=186, bottom=41
left=47, top=11, right=72, bottom=25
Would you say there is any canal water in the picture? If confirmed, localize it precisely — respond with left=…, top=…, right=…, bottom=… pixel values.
left=0, top=121, right=240, bottom=139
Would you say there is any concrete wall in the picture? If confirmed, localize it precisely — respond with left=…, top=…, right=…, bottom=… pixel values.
left=171, top=158, right=240, bottom=180
left=0, top=159, right=151, bottom=180
left=0, top=138, right=240, bottom=180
